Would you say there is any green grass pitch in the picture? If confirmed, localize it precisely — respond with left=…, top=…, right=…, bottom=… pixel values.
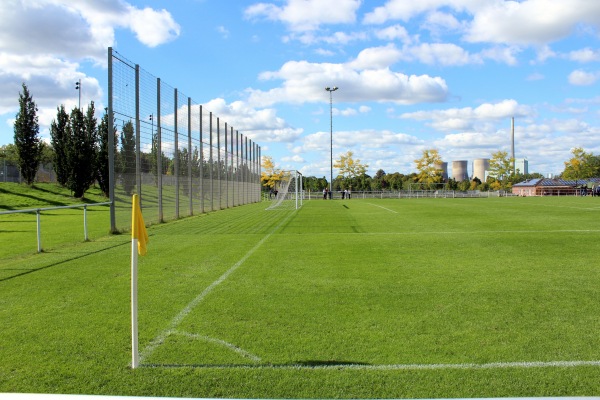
left=1, top=195, right=600, bottom=398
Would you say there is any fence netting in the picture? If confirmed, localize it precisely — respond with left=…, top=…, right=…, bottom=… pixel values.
left=109, top=48, right=261, bottom=232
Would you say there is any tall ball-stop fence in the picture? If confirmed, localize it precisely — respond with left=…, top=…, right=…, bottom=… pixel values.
left=107, top=48, right=262, bottom=232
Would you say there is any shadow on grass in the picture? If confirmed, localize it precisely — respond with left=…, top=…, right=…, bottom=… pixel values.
left=0, top=193, right=68, bottom=210
left=0, top=240, right=129, bottom=283
left=142, top=360, right=371, bottom=369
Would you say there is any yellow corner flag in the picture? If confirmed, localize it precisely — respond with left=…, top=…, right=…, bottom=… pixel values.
left=131, top=194, right=149, bottom=256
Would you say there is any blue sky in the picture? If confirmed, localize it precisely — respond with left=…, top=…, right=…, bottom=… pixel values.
left=2, top=0, right=600, bottom=178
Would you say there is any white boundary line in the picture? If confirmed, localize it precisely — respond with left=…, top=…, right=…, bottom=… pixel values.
left=313, top=229, right=600, bottom=235
left=283, top=360, right=600, bottom=370
left=139, top=209, right=297, bottom=365
left=172, top=331, right=262, bottom=362
left=365, top=202, right=398, bottom=213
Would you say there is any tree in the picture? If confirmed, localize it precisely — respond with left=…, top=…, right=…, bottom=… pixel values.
left=372, top=169, right=387, bottom=190
left=50, top=105, right=70, bottom=186
left=414, top=149, right=443, bottom=185
left=97, top=110, right=116, bottom=197
left=66, top=104, right=97, bottom=198
left=0, top=144, right=19, bottom=164
left=13, top=83, right=42, bottom=185
left=260, top=155, right=283, bottom=190
left=120, top=121, right=136, bottom=196
left=488, top=151, right=514, bottom=190
left=562, top=147, right=595, bottom=181
left=334, top=151, right=369, bottom=189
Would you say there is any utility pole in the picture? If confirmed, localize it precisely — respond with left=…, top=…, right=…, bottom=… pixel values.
left=325, top=86, right=338, bottom=197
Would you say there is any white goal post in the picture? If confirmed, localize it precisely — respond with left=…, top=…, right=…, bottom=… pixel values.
left=266, top=170, right=303, bottom=210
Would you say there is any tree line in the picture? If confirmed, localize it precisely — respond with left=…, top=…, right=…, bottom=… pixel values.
left=262, top=149, right=547, bottom=193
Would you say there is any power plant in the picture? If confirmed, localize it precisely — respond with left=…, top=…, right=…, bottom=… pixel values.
left=434, top=162, right=448, bottom=180
left=473, top=158, right=490, bottom=181
left=437, top=117, right=527, bottom=182
left=452, top=160, right=469, bottom=181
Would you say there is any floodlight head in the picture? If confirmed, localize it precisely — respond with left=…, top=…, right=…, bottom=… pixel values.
left=325, top=86, right=339, bottom=92
left=325, top=86, right=330, bottom=91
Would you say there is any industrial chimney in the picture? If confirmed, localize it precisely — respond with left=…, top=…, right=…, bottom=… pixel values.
left=511, top=117, right=515, bottom=175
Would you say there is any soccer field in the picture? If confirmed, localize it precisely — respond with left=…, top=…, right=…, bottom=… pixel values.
left=1, top=196, right=600, bottom=398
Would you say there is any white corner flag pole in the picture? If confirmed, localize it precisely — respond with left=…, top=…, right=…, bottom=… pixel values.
left=131, top=194, right=148, bottom=369
left=131, top=236, right=139, bottom=369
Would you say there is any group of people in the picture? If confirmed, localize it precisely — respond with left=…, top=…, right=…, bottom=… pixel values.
left=587, top=185, right=600, bottom=196
left=322, top=188, right=351, bottom=200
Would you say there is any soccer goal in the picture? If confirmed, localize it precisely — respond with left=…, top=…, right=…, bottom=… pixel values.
left=266, top=170, right=303, bottom=210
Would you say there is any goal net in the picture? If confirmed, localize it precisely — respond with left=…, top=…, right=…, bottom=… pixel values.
left=266, top=170, right=303, bottom=210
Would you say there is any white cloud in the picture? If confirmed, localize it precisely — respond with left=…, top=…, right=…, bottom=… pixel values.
left=401, top=99, right=534, bottom=131
left=363, top=0, right=488, bottom=25
left=284, top=30, right=368, bottom=46
left=422, top=11, right=465, bottom=37
left=127, top=6, right=180, bottom=47
left=315, top=48, right=336, bottom=57
left=535, top=45, right=557, bottom=63
left=374, top=24, right=412, bottom=43
left=465, top=0, right=600, bottom=45
left=245, top=0, right=361, bottom=31
left=203, top=98, right=304, bottom=142
left=348, top=44, right=402, bottom=69
left=527, top=72, right=545, bottom=81
left=479, top=46, right=521, bottom=66
left=363, top=0, right=600, bottom=47
left=248, top=48, right=448, bottom=107
left=568, top=69, right=600, bottom=86
left=281, top=154, right=305, bottom=163
left=568, top=48, right=600, bottom=63
left=217, top=26, right=230, bottom=39
left=405, top=43, right=481, bottom=66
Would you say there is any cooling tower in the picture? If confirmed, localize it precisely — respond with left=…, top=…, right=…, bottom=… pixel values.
left=473, top=158, right=490, bottom=181
left=452, top=160, right=469, bottom=181
left=434, top=162, right=448, bottom=180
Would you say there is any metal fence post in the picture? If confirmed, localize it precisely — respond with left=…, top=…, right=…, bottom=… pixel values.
left=135, top=65, right=141, bottom=201
left=174, top=88, right=179, bottom=219
left=230, top=126, right=234, bottom=207
left=209, top=112, right=213, bottom=212
left=36, top=209, right=42, bottom=253
left=199, top=105, right=204, bottom=214
left=157, top=78, right=163, bottom=222
left=188, top=97, right=193, bottom=216
left=107, top=47, right=116, bottom=233
left=225, top=122, right=228, bottom=209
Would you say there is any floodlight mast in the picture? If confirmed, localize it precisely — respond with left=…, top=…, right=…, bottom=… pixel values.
left=325, top=86, right=338, bottom=197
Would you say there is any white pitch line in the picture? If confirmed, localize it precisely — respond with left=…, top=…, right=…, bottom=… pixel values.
left=292, top=360, right=600, bottom=370
left=139, top=209, right=297, bottom=365
left=365, top=202, right=398, bottom=213
left=173, top=331, right=262, bottom=362
left=312, top=229, right=600, bottom=236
